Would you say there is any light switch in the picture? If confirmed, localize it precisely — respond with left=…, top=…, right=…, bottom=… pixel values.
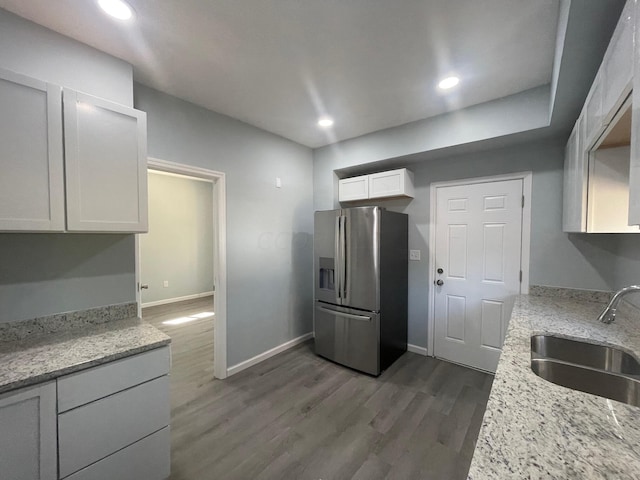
left=276, top=177, right=282, bottom=188
left=163, top=280, right=169, bottom=287
left=409, top=250, right=421, bottom=261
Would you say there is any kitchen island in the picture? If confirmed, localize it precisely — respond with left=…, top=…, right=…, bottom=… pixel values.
left=468, top=288, right=640, bottom=479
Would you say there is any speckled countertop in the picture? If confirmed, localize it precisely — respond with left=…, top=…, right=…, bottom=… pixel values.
left=467, top=293, right=640, bottom=479
left=0, top=317, right=170, bottom=395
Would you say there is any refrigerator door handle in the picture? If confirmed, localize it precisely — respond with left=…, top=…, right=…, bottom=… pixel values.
left=316, top=306, right=372, bottom=322
left=341, top=215, right=348, bottom=300
left=335, top=215, right=342, bottom=300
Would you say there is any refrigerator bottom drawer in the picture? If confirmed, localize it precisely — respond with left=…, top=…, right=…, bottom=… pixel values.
left=314, top=304, right=380, bottom=375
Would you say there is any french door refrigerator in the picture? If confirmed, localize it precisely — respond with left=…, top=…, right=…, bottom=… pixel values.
left=314, top=206, right=408, bottom=375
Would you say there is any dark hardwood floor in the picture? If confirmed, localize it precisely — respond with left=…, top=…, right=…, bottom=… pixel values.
left=144, top=298, right=493, bottom=480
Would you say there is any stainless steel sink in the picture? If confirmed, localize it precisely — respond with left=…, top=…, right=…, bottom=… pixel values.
left=531, top=358, right=640, bottom=407
left=531, top=335, right=640, bottom=407
left=531, top=335, right=640, bottom=375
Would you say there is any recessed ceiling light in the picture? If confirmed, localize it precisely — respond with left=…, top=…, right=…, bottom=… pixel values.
left=438, top=76, right=460, bottom=90
left=317, top=116, right=334, bottom=128
left=98, top=0, right=135, bottom=20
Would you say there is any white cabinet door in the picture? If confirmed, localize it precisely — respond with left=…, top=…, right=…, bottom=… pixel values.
left=339, top=175, right=368, bottom=201
left=0, top=382, right=57, bottom=480
left=584, top=71, right=604, bottom=150
left=602, top=0, right=634, bottom=125
left=0, top=69, right=65, bottom=232
left=562, top=116, right=588, bottom=232
left=368, top=168, right=414, bottom=199
left=64, top=89, right=148, bottom=232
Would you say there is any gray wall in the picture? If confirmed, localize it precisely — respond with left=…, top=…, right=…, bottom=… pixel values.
left=315, top=138, right=640, bottom=349
left=134, top=84, right=314, bottom=367
left=140, top=172, right=214, bottom=305
left=0, top=9, right=137, bottom=323
left=0, top=9, right=133, bottom=106
left=0, top=235, right=135, bottom=322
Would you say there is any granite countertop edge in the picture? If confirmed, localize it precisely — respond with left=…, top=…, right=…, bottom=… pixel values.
left=0, top=317, right=171, bottom=395
left=467, top=293, right=640, bottom=479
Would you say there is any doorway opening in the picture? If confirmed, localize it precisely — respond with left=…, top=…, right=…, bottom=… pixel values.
left=427, top=172, right=532, bottom=373
left=135, top=158, right=227, bottom=382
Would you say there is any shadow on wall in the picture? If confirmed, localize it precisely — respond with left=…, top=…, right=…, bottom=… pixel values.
left=566, top=233, right=620, bottom=289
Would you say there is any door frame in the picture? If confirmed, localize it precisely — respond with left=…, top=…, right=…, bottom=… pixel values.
left=426, top=171, right=532, bottom=357
left=135, top=157, right=228, bottom=380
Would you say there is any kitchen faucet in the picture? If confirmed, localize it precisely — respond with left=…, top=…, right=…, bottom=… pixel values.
left=598, top=285, right=640, bottom=324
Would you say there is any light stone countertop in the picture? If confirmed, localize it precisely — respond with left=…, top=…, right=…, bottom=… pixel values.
left=0, top=317, right=171, bottom=395
left=467, top=293, right=640, bottom=479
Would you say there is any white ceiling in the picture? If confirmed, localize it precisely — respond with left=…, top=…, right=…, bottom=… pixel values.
left=0, top=0, right=561, bottom=148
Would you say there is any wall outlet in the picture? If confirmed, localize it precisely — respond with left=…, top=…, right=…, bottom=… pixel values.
left=409, top=250, right=421, bottom=261
left=163, top=280, right=169, bottom=288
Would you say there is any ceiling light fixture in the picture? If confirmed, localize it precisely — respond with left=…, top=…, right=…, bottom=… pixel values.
left=438, top=76, right=460, bottom=90
left=98, top=0, right=135, bottom=20
left=317, top=116, right=334, bottom=128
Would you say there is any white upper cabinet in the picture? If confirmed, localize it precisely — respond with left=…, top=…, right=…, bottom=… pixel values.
left=0, top=69, right=65, bottom=232
left=339, top=168, right=414, bottom=202
left=629, top=0, right=640, bottom=225
left=0, top=68, right=148, bottom=233
left=64, top=89, right=148, bottom=232
left=602, top=0, right=634, bottom=126
left=583, top=71, right=604, bottom=149
left=339, top=175, right=369, bottom=201
left=368, top=168, right=415, bottom=199
left=563, top=118, right=587, bottom=232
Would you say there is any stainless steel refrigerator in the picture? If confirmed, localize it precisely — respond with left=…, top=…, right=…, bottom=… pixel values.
left=314, top=206, right=408, bottom=375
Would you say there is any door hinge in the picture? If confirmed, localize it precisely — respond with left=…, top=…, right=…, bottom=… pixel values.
left=519, top=270, right=523, bottom=282
left=522, top=195, right=525, bottom=208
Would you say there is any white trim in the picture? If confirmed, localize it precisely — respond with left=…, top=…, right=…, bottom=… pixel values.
left=427, top=171, right=533, bottom=357
left=227, top=333, right=314, bottom=376
left=407, top=344, right=428, bottom=356
left=138, top=157, right=228, bottom=380
left=141, top=291, right=214, bottom=308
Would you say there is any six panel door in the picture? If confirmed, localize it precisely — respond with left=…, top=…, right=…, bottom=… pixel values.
left=433, top=179, right=523, bottom=373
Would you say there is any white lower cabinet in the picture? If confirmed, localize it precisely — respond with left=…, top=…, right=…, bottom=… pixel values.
left=58, top=376, right=170, bottom=478
left=57, top=348, right=171, bottom=480
left=0, top=381, right=57, bottom=480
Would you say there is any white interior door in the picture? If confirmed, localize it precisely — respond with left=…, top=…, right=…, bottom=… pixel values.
left=433, top=178, right=523, bottom=372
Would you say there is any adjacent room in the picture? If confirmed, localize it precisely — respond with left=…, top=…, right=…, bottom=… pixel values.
left=0, top=1, right=639, bottom=479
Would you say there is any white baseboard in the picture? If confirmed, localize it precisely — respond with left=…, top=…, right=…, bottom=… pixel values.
left=407, top=343, right=428, bottom=356
left=141, top=291, right=214, bottom=308
left=227, top=332, right=313, bottom=376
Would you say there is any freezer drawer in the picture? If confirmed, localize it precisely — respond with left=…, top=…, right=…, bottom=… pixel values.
left=314, top=303, right=379, bottom=375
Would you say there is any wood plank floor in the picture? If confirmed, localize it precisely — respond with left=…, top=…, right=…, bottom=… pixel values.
left=145, top=299, right=493, bottom=480
left=143, top=296, right=215, bottom=409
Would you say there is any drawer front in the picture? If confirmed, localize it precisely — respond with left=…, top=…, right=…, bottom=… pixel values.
left=65, top=427, right=170, bottom=480
left=58, top=376, right=170, bottom=478
left=58, top=346, right=170, bottom=412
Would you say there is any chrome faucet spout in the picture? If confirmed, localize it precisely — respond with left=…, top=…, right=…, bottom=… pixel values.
left=598, top=285, right=640, bottom=324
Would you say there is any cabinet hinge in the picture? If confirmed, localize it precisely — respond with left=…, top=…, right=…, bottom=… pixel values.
left=522, top=195, right=525, bottom=208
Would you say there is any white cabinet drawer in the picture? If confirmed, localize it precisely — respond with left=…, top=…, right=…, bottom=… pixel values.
left=65, top=426, right=170, bottom=480
left=58, top=375, right=170, bottom=478
left=58, top=346, right=170, bottom=412
left=339, top=175, right=369, bottom=201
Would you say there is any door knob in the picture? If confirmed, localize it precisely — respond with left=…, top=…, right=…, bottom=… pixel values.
left=436, top=279, right=444, bottom=286
left=140, top=284, right=149, bottom=290
left=437, top=268, right=444, bottom=274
